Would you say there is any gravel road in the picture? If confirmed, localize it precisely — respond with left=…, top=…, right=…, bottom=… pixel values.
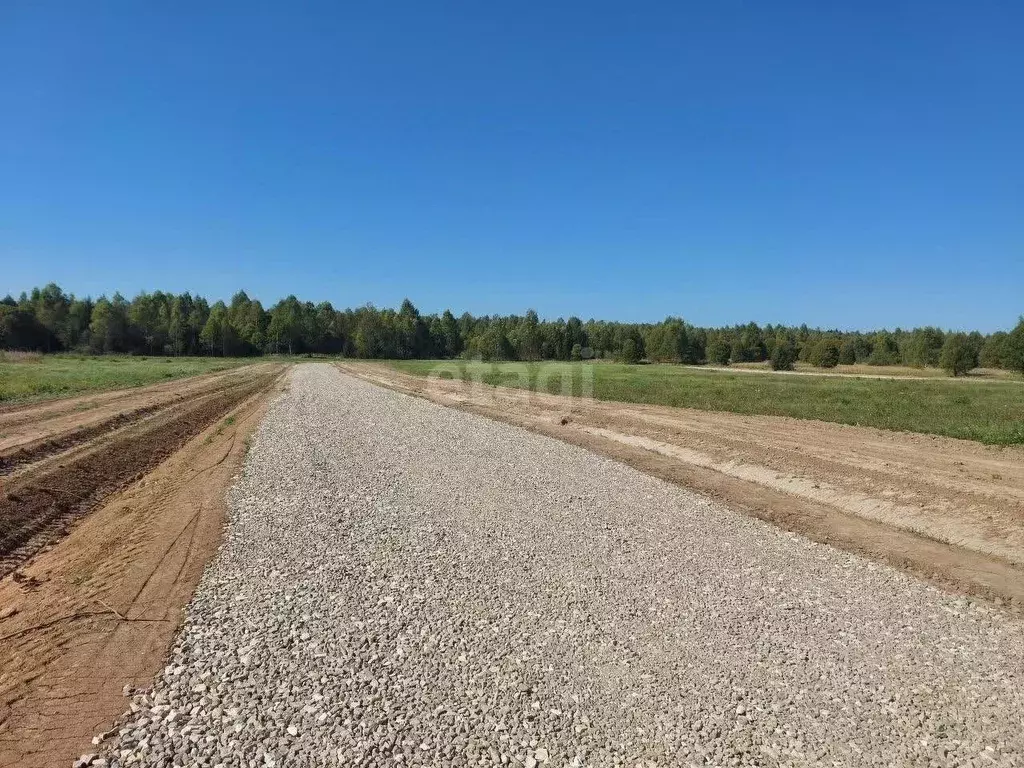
left=90, top=363, right=1024, bottom=767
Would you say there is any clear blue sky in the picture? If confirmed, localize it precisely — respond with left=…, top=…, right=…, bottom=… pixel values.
left=2, top=1, right=1021, bottom=331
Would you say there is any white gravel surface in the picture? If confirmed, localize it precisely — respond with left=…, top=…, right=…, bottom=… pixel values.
left=90, top=363, right=1024, bottom=767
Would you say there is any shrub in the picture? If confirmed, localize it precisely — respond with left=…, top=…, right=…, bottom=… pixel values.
left=797, top=340, right=815, bottom=362
left=939, top=333, right=978, bottom=377
left=838, top=338, right=857, bottom=365
left=707, top=339, right=730, bottom=365
left=979, top=332, right=1006, bottom=369
left=770, top=339, right=797, bottom=371
left=809, top=338, right=841, bottom=368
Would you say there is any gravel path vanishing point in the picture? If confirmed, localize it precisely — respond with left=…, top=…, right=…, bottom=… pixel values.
left=90, top=364, right=1024, bottom=767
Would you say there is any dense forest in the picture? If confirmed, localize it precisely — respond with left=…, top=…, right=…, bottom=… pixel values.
left=3, top=283, right=1023, bottom=376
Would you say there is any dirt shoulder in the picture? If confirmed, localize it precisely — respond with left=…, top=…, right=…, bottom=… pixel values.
left=339, top=362, right=1024, bottom=609
left=0, top=370, right=288, bottom=767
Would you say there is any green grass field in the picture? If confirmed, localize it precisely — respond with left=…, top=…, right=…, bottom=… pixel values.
left=388, top=360, right=1024, bottom=445
left=0, top=354, right=252, bottom=405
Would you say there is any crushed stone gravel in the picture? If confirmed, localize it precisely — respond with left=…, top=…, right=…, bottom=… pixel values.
left=91, top=363, right=1024, bottom=767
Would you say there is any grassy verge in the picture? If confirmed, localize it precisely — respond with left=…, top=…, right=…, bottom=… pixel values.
left=0, top=354, right=252, bottom=405
left=386, top=360, right=1024, bottom=445
left=729, top=361, right=1015, bottom=379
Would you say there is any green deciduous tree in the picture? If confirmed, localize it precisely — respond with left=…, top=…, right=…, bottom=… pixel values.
left=65, top=298, right=93, bottom=350
left=707, top=338, right=730, bottom=365
left=808, top=338, right=841, bottom=368
left=0, top=305, right=48, bottom=350
left=903, top=327, right=945, bottom=367
left=868, top=332, right=899, bottom=366
left=439, top=310, right=463, bottom=358
left=1002, top=318, right=1024, bottom=375
left=88, top=294, right=129, bottom=353
left=620, top=337, right=640, bottom=364
left=939, top=333, right=978, bottom=377
left=267, top=296, right=303, bottom=354
left=980, top=331, right=1008, bottom=369
left=730, top=323, right=766, bottom=363
left=33, top=283, right=69, bottom=352
left=201, top=302, right=237, bottom=356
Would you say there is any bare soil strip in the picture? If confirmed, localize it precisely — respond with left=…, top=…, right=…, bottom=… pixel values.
left=0, top=401, right=173, bottom=476
left=0, top=365, right=275, bottom=454
left=0, top=369, right=287, bottom=768
left=339, top=362, right=1024, bottom=608
left=0, top=369, right=271, bottom=476
left=0, top=366, right=285, bottom=575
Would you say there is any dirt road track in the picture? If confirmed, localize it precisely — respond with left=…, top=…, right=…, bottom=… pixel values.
left=0, top=366, right=287, bottom=768
left=338, top=362, right=1024, bottom=608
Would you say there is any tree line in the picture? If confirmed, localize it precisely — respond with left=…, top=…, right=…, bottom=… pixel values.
left=2, top=283, right=1023, bottom=376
